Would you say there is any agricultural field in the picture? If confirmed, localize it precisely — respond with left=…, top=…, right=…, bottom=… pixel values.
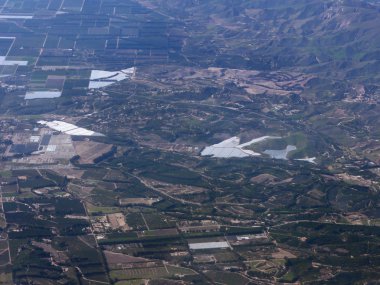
left=0, top=0, right=379, bottom=284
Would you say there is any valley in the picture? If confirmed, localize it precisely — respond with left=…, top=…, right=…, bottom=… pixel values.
left=0, top=0, right=379, bottom=284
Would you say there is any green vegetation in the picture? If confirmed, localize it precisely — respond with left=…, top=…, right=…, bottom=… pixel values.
left=0, top=0, right=380, bottom=284
left=205, top=271, right=250, bottom=285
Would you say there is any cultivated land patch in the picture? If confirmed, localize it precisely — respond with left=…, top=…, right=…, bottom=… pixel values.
left=72, top=140, right=113, bottom=164
left=0, top=0, right=380, bottom=284
left=104, top=250, right=147, bottom=266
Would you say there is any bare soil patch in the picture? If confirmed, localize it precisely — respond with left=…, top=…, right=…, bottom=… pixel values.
left=73, top=140, right=113, bottom=164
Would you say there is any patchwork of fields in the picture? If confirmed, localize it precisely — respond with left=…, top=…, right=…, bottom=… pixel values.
left=0, top=0, right=379, bottom=284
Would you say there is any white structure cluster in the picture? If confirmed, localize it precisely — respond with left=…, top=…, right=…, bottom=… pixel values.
left=25, top=91, right=62, bottom=100
left=201, top=136, right=279, bottom=158
left=88, top=67, right=135, bottom=89
left=38, top=120, right=104, bottom=137
left=189, top=241, right=230, bottom=250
